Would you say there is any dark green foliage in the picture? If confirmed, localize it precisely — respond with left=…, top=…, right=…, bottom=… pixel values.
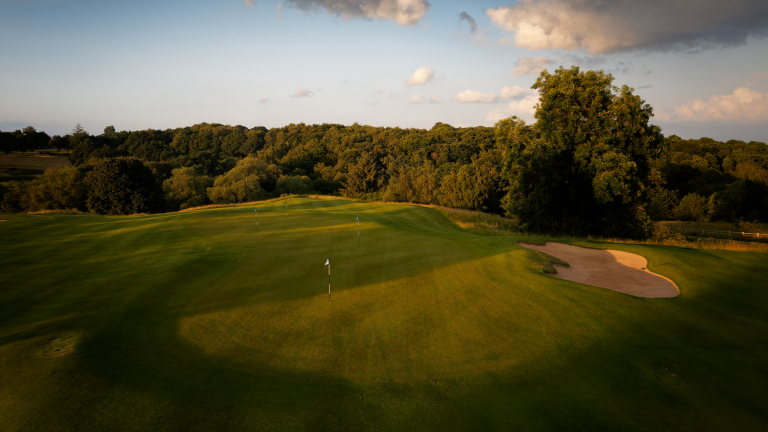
left=275, top=175, right=313, bottom=195
left=86, top=158, right=164, bottom=215
left=0, top=181, right=28, bottom=213
left=207, top=156, right=270, bottom=204
left=712, top=179, right=768, bottom=222
left=499, top=66, right=665, bottom=238
left=2, top=100, right=766, bottom=231
left=23, top=167, right=88, bottom=212
left=162, top=167, right=213, bottom=210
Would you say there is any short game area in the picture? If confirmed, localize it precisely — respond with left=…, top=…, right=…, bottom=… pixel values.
left=1, top=198, right=767, bottom=431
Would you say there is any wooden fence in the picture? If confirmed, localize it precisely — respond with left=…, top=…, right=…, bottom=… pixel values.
left=661, top=225, right=765, bottom=241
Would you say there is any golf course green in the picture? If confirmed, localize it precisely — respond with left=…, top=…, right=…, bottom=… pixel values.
left=1, top=197, right=767, bottom=430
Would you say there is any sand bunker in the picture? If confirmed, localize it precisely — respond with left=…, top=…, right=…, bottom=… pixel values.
left=520, top=242, right=679, bottom=298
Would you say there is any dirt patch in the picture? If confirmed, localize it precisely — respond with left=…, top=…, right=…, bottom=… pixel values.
left=520, top=242, right=679, bottom=298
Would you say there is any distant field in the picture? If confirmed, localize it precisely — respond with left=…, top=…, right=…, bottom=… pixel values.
left=1, top=198, right=767, bottom=431
left=0, top=154, right=72, bottom=182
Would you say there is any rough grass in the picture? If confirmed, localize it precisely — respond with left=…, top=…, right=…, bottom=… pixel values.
left=1, top=198, right=767, bottom=431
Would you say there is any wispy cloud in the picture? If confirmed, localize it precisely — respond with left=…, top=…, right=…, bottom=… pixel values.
left=409, top=95, right=426, bottom=104
left=451, top=90, right=499, bottom=104
left=258, top=98, right=270, bottom=104
left=291, top=88, right=314, bottom=98
left=458, top=12, right=477, bottom=34
left=283, top=0, right=429, bottom=26
left=512, top=56, right=554, bottom=77
left=244, top=0, right=255, bottom=7
left=501, top=85, right=528, bottom=100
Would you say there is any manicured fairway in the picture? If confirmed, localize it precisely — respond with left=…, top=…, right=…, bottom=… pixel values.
left=1, top=198, right=767, bottom=431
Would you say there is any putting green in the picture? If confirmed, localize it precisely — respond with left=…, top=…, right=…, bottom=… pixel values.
left=1, top=198, right=767, bottom=431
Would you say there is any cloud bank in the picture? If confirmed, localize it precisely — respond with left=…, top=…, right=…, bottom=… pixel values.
left=284, top=0, right=429, bottom=26
left=406, top=66, right=434, bottom=86
left=668, top=87, right=768, bottom=123
left=487, top=0, right=768, bottom=54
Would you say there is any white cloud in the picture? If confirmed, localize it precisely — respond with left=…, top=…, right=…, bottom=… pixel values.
left=291, top=88, right=314, bottom=98
left=501, top=85, right=527, bottom=100
left=406, top=66, right=434, bottom=86
left=487, top=0, right=768, bottom=54
left=409, top=95, right=426, bottom=104
left=429, top=95, right=441, bottom=103
left=244, top=0, right=255, bottom=7
left=512, top=56, right=554, bottom=77
left=451, top=90, right=499, bottom=104
left=285, top=0, right=429, bottom=26
left=485, top=93, right=539, bottom=125
left=668, top=87, right=768, bottom=123
left=258, top=98, right=270, bottom=104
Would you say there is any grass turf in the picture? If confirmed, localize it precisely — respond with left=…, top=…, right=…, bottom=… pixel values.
left=1, top=197, right=767, bottom=431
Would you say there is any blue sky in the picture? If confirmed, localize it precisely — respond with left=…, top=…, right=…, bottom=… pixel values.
left=2, top=0, right=767, bottom=142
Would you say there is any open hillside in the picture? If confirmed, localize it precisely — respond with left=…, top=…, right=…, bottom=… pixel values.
left=1, top=198, right=767, bottom=431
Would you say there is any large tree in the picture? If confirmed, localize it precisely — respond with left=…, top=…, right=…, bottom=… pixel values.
left=86, top=158, right=164, bottom=215
left=498, top=66, right=665, bottom=238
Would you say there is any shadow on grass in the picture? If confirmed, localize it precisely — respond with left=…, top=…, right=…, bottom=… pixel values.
left=2, top=199, right=768, bottom=430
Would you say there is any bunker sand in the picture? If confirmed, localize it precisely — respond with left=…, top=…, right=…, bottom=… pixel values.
left=520, top=242, right=679, bottom=298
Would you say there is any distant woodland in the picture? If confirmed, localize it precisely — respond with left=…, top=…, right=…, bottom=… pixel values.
left=2, top=67, right=767, bottom=238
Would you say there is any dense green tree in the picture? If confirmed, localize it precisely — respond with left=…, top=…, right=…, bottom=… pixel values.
left=713, top=179, right=768, bottom=222
left=86, top=158, right=164, bottom=215
left=275, top=175, right=313, bottom=195
left=342, top=152, right=384, bottom=197
left=498, top=66, right=665, bottom=238
left=23, top=167, right=87, bottom=212
left=676, top=193, right=708, bottom=221
left=207, top=156, right=270, bottom=204
left=162, top=167, right=213, bottom=210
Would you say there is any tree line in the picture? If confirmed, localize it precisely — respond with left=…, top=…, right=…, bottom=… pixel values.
left=1, top=67, right=767, bottom=238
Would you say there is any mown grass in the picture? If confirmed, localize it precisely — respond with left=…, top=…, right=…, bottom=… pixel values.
left=1, top=198, right=767, bottom=431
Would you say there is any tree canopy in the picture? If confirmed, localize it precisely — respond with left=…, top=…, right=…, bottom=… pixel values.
left=498, top=66, right=665, bottom=238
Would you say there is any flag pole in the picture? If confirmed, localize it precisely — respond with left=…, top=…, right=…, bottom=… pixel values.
left=328, top=262, right=331, bottom=303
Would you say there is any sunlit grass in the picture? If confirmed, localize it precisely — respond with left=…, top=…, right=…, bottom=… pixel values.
left=1, top=198, right=767, bottom=430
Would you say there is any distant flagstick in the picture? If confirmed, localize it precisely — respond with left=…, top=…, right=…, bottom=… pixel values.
left=254, top=208, right=257, bottom=227
left=325, top=258, right=331, bottom=303
left=285, top=200, right=287, bottom=219
left=356, top=216, right=359, bottom=237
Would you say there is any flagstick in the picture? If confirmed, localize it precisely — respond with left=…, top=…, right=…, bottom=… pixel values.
left=357, top=219, right=359, bottom=237
left=328, top=262, right=331, bottom=303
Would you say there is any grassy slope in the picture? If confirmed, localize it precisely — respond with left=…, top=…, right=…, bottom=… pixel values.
left=0, top=198, right=766, bottom=431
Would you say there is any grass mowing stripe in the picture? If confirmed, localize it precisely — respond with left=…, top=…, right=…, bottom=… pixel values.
left=1, top=198, right=767, bottom=431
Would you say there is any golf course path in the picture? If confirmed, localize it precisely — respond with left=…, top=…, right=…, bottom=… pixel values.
left=520, top=242, right=679, bottom=298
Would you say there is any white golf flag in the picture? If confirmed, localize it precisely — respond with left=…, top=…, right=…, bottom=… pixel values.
left=356, top=216, right=359, bottom=220
left=324, top=259, right=329, bottom=266
left=254, top=209, right=257, bottom=213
